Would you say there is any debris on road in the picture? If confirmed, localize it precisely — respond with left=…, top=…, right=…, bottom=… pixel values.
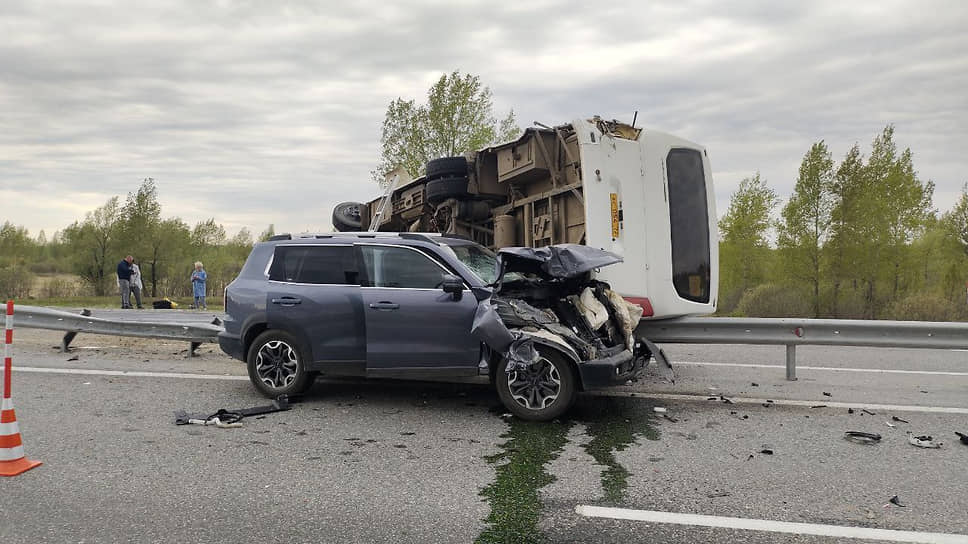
left=892, top=416, right=909, bottom=424
left=861, top=409, right=876, bottom=416
left=956, top=432, right=968, bottom=445
left=848, top=408, right=855, bottom=414
left=706, top=490, right=731, bottom=498
left=751, top=382, right=759, bottom=387
left=653, top=407, right=667, bottom=413
left=885, top=495, right=907, bottom=508
left=811, top=405, right=827, bottom=409
left=907, top=434, right=942, bottom=449
left=844, top=431, right=882, bottom=445
left=174, top=395, right=291, bottom=428
left=662, top=414, right=679, bottom=423
left=67, top=355, right=79, bottom=361
left=759, top=448, right=774, bottom=455
left=886, top=421, right=896, bottom=428
left=822, top=392, right=832, bottom=397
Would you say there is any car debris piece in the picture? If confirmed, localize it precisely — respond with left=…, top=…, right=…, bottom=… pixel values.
left=174, top=395, right=291, bottom=426
left=861, top=409, right=876, bottom=416
left=843, top=431, right=882, bottom=445
left=759, top=449, right=774, bottom=455
left=823, top=392, right=832, bottom=397
left=811, top=405, right=827, bottom=409
left=662, top=414, right=679, bottom=423
left=955, top=432, right=968, bottom=445
left=886, top=495, right=906, bottom=508
left=848, top=408, right=855, bottom=414
left=653, top=407, right=667, bottom=413
left=751, top=382, right=759, bottom=387
left=892, top=416, right=909, bottom=424
left=886, top=421, right=896, bottom=428
left=907, top=434, right=942, bottom=449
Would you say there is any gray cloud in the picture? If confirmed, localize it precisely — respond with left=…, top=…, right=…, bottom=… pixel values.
left=1, top=0, right=966, bottom=237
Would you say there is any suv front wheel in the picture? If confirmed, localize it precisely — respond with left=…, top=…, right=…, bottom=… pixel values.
left=496, top=347, right=577, bottom=421
left=247, top=330, right=313, bottom=397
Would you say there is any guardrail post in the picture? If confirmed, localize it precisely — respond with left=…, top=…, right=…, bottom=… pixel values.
left=785, top=344, right=797, bottom=381
left=61, top=309, right=92, bottom=352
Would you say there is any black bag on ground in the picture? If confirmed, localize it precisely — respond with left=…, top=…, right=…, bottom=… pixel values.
left=152, top=299, right=173, bottom=309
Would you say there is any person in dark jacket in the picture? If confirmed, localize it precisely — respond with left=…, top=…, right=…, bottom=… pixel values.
left=117, top=255, right=133, bottom=309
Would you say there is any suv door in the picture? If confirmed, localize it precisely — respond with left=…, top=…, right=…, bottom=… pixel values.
left=266, top=244, right=365, bottom=374
left=357, top=244, right=480, bottom=376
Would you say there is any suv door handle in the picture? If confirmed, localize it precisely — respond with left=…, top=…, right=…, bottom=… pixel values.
left=368, top=301, right=399, bottom=310
left=271, top=297, right=302, bottom=306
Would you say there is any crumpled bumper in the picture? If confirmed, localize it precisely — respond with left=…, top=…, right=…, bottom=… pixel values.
left=577, top=350, right=648, bottom=389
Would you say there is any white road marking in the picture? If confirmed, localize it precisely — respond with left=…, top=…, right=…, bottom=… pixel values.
left=575, top=505, right=968, bottom=543
left=676, top=361, right=968, bottom=377
left=13, top=366, right=247, bottom=381
left=592, top=391, right=968, bottom=414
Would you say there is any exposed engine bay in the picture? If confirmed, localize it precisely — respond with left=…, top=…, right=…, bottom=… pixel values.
left=471, top=244, right=669, bottom=383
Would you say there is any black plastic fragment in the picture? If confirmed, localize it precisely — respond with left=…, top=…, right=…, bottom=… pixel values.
left=892, top=416, right=909, bottom=424
left=844, top=431, right=882, bottom=444
left=889, top=495, right=906, bottom=507
left=822, top=392, right=832, bottom=397
left=956, top=432, right=968, bottom=445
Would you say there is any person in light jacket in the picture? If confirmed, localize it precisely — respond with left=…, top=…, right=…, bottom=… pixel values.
left=191, top=261, right=207, bottom=310
left=129, top=259, right=144, bottom=309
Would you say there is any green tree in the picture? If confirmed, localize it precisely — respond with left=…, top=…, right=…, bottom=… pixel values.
left=943, top=183, right=968, bottom=257
left=258, top=224, right=276, bottom=242
left=62, top=197, right=122, bottom=295
left=718, top=172, right=778, bottom=304
left=120, top=178, right=165, bottom=295
left=373, top=70, right=521, bottom=183
left=826, top=143, right=867, bottom=317
left=778, top=141, right=835, bottom=316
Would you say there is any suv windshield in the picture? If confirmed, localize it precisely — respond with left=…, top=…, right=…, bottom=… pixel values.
left=441, top=242, right=499, bottom=284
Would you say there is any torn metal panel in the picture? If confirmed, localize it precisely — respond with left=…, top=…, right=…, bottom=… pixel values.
left=497, top=244, right=622, bottom=280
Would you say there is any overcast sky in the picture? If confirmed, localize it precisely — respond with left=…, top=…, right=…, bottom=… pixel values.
left=1, top=0, right=966, bottom=238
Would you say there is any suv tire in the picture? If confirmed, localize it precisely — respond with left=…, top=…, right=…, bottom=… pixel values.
left=333, top=201, right=363, bottom=232
left=496, top=346, right=577, bottom=421
left=426, top=156, right=468, bottom=179
left=247, top=330, right=313, bottom=397
left=426, top=176, right=470, bottom=205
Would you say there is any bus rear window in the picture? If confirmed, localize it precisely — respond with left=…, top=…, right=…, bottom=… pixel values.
left=667, top=149, right=710, bottom=303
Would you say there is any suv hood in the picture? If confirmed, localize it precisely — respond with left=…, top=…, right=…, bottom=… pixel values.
left=495, top=244, right=622, bottom=282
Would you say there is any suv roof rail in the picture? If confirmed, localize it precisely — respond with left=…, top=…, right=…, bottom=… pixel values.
left=398, top=233, right=440, bottom=245
left=267, top=234, right=292, bottom=241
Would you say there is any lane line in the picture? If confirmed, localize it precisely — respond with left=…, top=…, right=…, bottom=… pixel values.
left=13, top=366, right=247, bottom=381
left=575, top=505, right=968, bottom=543
left=591, top=391, right=968, bottom=414
left=15, top=367, right=968, bottom=414
left=676, top=361, right=968, bottom=377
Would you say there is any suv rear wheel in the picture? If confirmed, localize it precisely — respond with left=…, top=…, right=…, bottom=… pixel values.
left=247, top=330, right=313, bottom=397
left=496, top=347, right=577, bottom=421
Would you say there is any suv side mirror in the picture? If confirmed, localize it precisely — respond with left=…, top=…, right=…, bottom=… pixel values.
left=441, top=274, right=464, bottom=299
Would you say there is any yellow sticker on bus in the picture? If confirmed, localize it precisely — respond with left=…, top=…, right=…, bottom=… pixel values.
left=610, top=193, right=620, bottom=239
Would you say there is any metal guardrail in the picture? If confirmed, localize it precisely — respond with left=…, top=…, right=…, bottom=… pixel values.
left=636, top=317, right=968, bottom=380
left=14, top=305, right=222, bottom=357
left=12, top=305, right=967, bottom=376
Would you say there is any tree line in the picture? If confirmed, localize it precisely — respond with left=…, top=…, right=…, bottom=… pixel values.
left=0, top=179, right=274, bottom=301
left=720, top=125, right=968, bottom=321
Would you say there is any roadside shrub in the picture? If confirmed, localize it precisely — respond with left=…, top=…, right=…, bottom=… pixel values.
left=0, top=266, right=32, bottom=299
left=887, top=292, right=968, bottom=322
left=735, top=283, right=812, bottom=318
left=40, top=277, right=81, bottom=298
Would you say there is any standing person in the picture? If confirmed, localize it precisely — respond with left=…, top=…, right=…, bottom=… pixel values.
left=129, top=259, right=144, bottom=309
left=191, top=261, right=207, bottom=310
left=116, top=255, right=133, bottom=309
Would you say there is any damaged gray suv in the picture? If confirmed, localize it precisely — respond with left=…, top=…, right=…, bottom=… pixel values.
left=219, top=233, right=653, bottom=421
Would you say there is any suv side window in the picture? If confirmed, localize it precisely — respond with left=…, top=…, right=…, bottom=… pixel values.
left=269, top=245, right=357, bottom=285
left=360, top=245, right=446, bottom=289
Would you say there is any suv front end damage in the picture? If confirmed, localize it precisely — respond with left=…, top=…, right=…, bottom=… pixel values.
left=472, top=244, right=658, bottom=391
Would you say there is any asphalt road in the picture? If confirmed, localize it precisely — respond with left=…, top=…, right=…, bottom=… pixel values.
left=2, top=329, right=967, bottom=543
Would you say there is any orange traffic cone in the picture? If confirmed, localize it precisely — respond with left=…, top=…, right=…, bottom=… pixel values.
left=1, top=300, right=41, bottom=476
